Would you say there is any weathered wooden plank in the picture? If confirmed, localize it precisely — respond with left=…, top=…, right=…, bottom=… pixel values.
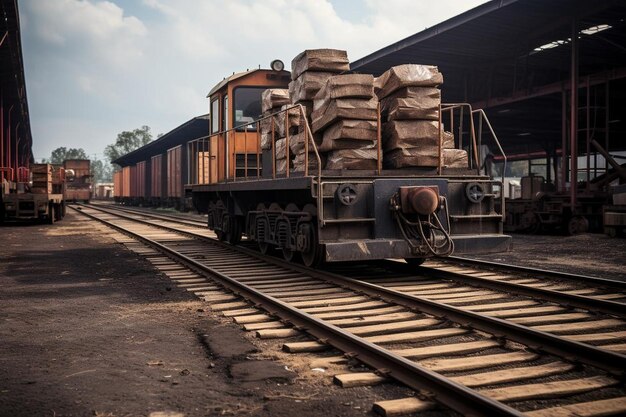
left=255, top=328, right=300, bottom=339
left=463, top=300, right=538, bottom=311
left=221, top=308, right=259, bottom=317
left=334, top=372, right=386, bottom=388
left=478, top=306, right=564, bottom=318
left=392, top=340, right=499, bottom=359
left=372, top=397, right=434, bottom=417
left=289, top=296, right=368, bottom=308
left=480, top=376, right=617, bottom=402
left=314, top=306, right=405, bottom=320
left=366, top=328, right=467, bottom=344
left=348, top=319, right=440, bottom=336
left=451, top=362, right=574, bottom=388
left=233, top=314, right=273, bottom=324
left=510, top=313, right=591, bottom=325
left=525, top=397, right=626, bottom=417
left=328, top=312, right=418, bottom=327
left=533, top=319, right=624, bottom=333
left=243, top=321, right=285, bottom=331
left=420, top=351, right=537, bottom=372
left=282, top=341, right=327, bottom=353
left=565, top=331, right=626, bottom=343
left=210, top=301, right=250, bottom=311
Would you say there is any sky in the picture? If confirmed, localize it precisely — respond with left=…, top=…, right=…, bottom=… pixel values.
left=20, top=0, right=488, bottom=161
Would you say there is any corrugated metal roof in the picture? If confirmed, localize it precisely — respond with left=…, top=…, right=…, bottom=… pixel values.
left=351, top=0, right=626, bottom=156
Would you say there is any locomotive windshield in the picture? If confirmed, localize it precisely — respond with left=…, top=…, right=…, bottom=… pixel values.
left=233, top=87, right=265, bottom=131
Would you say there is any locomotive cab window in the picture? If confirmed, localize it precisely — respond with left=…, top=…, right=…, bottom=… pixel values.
left=233, top=87, right=265, bottom=131
left=210, top=99, right=219, bottom=133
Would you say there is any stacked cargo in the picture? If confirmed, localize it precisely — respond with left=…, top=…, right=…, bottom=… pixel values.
left=311, top=74, right=379, bottom=169
left=31, top=164, right=53, bottom=194
left=260, top=89, right=290, bottom=150
left=289, top=49, right=351, bottom=171
left=376, top=64, right=468, bottom=169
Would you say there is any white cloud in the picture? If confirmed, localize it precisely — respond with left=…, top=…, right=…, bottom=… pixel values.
left=23, top=0, right=487, bottom=159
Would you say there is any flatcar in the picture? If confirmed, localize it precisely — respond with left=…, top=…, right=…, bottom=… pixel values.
left=187, top=57, right=511, bottom=266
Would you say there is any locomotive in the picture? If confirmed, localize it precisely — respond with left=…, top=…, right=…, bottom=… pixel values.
left=187, top=54, right=510, bottom=266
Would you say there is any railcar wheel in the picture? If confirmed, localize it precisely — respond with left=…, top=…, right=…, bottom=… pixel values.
left=280, top=203, right=298, bottom=262
left=225, top=216, right=242, bottom=245
left=567, top=215, right=589, bottom=235
left=299, top=204, right=323, bottom=267
left=255, top=203, right=271, bottom=254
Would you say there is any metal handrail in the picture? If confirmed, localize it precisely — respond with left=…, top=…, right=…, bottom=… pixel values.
left=0, top=167, right=14, bottom=182
left=472, top=108, right=507, bottom=221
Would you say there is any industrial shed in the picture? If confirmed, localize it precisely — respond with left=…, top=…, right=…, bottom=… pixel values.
left=1, top=0, right=33, bottom=183
left=352, top=0, right=626, bottom=233
left=112, top=115, right=209, bottom=208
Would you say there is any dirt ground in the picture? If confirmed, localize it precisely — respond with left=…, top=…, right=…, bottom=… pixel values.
left=467, top=233, right=626, bottom=282
left=0, top=213, right=424, bottom=417
left=2, top=212, right=624, bottom=417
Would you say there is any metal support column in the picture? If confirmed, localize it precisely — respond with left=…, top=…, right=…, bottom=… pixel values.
left=561, top=90, right=567, bottom=192
left=570, top=17, right=579, bottom=208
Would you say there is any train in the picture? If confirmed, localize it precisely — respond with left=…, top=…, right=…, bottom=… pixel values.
left=113, top=50, right=511, bottom=266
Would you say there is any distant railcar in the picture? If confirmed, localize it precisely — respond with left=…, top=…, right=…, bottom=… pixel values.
left=186, top=66, right=511, bottom=266
left=63, top=159, right=91, bottom=203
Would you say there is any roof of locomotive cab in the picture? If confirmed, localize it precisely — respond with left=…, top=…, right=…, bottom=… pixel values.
left=207, top=68, right=291, bottom=97
left=112, top=114, right=209, bottom=167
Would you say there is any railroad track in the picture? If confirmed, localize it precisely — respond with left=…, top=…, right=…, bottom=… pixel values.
left=72, top=203, right=626, bottom=417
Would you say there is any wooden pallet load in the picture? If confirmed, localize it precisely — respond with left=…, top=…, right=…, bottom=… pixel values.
left=376, top=64, right=468, bottom=169
left=289, top=49, right=350, bottom=171
left=311, top=74, right=379, bottom=170
left=260, top=89, right=290, bottom=150
left=30, top=164, right=53, bottom=194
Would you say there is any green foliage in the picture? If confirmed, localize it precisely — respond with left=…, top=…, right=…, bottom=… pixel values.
left=45, top=147, right=89, bottom=164
left=104, top=125, right=154, bottom=168
left=91, top=159, right=113, bottom=183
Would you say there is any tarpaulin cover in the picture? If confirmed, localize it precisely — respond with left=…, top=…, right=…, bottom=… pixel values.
left=291, top=49, right=350, bottom=80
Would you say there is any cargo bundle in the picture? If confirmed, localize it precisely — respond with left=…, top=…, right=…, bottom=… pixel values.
left=309, top=73, right=378, bottom=170
left=288, top=49, right=351, bottom=171
left=260, top=89, right=290, bottom=150
left=376, top=64, right=468, bottom=169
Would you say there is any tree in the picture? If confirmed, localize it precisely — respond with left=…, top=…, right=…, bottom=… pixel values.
left=104, top=125, right=154, bottom=167
left=46, top=147, right=89, bottom=164
left=91, top=159, right=113, bottom=183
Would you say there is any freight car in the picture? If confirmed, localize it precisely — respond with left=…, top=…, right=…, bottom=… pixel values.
left=112, top=116, right=208, bottom=208
left=187, top=52, right=511, bottom=266
left=1, top=163, right=65, bottom=223
left=64, top=159, right=91, bottom=203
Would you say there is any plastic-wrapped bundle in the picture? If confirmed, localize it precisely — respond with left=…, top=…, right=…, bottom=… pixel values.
left=384, top=147, right=440, bottom=168
left=375, top=64, right=443, bottom=99
left=318, top=120, right=377, bottom=152
left=325, top=148, right=378, bottom=170
left=313, top=74, right=374, bottom=102
left=293, top=152, right=325, bottom=172
left=443, top=148, right=468, bottom=168
left=261, top=89, right=290, bottom=113
left=291, top=49, right=349, bottom=80
left=289, top=72, right=336, bottom=102
left=383, top=120, right=440, bottom=150
left=275, top=105, right=302, bottom=137
left=380, top=87, right=441, bottom=121
left=311, top=97, right=378, bottom=133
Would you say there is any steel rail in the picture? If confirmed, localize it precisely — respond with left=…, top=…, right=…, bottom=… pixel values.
left=71, top=205, right=527, bottom=417
left=382, top=260, right=626, bottom=318
left=77, top=203, right=626, bottom=375
left=85, top=203, right=207, bottom=227
left=448, top=256, right=626, bottom=289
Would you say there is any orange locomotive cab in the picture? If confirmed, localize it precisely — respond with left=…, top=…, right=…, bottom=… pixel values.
left=203, top=69, right=290, bottom=183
